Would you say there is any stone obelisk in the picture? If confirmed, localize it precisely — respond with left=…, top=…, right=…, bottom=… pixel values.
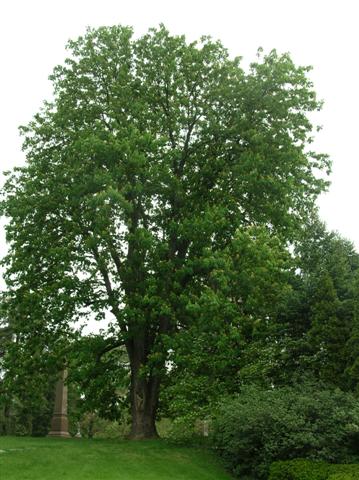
left=48, top=369, right=71, bottom=438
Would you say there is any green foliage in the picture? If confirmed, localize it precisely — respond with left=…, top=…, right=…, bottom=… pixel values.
left=296, top=220, right=359, bottom=389
left=211, top=384, right=359, bottom=479
left=160, top=226, right=291, bottom=419
left=162, top=414, right=210, bottom=445
left=269, top=460, right=359, bottom=480
left=269, top=460, right=330, bottom=480
left=79, top=412, right=131, bottom=439
left=68, top=335, right=130, bottom=421
left=244, top=218, right=359, bottom=391
left=0, top=24, right=328, bottom=436
left=328, top=474, right=359, bottom=480
left=165, top=414, right=200, bottom=445
left=0, top=369, right=55, bottom=437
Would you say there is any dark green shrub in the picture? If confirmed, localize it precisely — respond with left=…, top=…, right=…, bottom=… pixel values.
left=329, top=475, right=359, bottom=480
left=211, top=384, right=359, bottom=479
left=269, top=460, right=359, bottom=480
left=269, top=460, right=330, bottom=480
left=328, top=464, right=359, bottom=479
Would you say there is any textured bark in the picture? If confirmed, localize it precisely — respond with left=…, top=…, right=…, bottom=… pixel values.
left=128, top=347, right=160, bottom=439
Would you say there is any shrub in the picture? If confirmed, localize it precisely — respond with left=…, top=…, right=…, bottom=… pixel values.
left=268, top=459, right=330, bottom=480
left=268, top=460, right=359, bottom=480
left=211, top=384, right=359, bottom=479
left=328, top=475, right=359, bottom=480
left=166, top=413, right=210, bottom=445
left=166, top=415, right=198, bottom=444
left=79, top=412, right=130, bottom=439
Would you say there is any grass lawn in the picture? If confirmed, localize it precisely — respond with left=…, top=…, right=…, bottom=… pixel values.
left=0, top=436, right=233, bottom=479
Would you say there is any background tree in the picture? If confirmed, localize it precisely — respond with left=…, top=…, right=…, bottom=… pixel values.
left=0, top=25, right=328, bottom=438
left=248, top=218, right=359, bottom=389
left=0, top=296, right=13, bottom=435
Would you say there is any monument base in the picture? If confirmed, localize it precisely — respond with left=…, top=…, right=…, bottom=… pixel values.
left=47, top=431, right=72, bottom=438
left=48, top=413, right=71, bottom=438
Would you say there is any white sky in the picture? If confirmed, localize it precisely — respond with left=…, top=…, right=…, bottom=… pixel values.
left=1, top=0, right=358, bottom=272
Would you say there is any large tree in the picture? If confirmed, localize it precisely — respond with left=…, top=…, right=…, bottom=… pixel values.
left=0, top=25, right=328, bottom=438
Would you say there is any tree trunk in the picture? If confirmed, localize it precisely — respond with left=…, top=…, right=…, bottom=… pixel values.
left=128, top=360, right=160, bottom=439
left=3, top=403, right=11, bottom=435
left=88, top=414, right=94, bottom=439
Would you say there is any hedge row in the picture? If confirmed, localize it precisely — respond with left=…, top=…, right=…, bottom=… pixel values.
left=211, top=384, right=359, bottom=479
left=269, top=459, right=359, bottom=480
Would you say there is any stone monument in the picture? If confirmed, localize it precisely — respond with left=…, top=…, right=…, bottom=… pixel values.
left=48, top=369, right=71, bottom=438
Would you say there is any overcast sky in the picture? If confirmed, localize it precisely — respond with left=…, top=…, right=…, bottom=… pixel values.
left=1, top=0, right=358, bottom=274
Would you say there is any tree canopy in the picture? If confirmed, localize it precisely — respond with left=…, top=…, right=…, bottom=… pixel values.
left=0, top=25, right=329, bottom=438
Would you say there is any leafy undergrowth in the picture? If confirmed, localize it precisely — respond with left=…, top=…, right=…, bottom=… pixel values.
left=0, top=436, right=233, bottom=480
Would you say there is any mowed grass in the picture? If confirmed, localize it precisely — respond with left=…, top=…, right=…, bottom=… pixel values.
left=0, top=436, right=233, bottom=480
